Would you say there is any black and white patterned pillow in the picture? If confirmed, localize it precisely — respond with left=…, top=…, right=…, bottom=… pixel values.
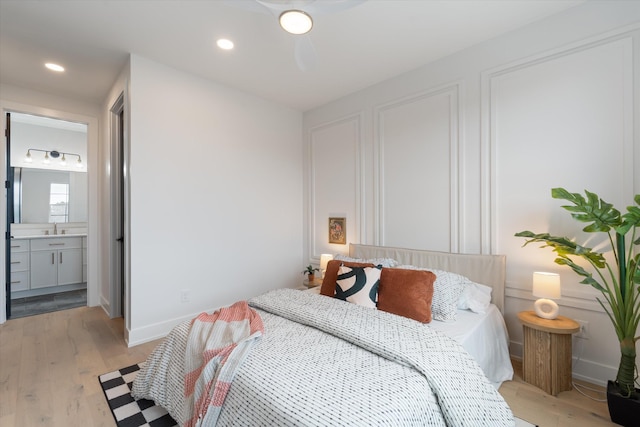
left=395, top=265, right=466, bottom=322
left=335, top=265, right=381, bottom=309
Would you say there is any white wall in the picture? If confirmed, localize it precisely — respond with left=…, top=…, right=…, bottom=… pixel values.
left=303, top=2, right=640, bottom=386
left=124, top=55, right=303, bottom=345
left=0, top=84, right=101, bottom=322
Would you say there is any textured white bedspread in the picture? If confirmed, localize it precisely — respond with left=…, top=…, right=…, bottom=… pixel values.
left=134, top=289, right=514, bottom=426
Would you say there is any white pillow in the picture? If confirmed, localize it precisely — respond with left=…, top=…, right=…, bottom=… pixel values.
left=395, top=265, right=465, bottom=322
left=458, top=281, right=492, bottom=314
left=335, top=265, right=381, bottom=309
left=333, top=254, right=399, bottom=268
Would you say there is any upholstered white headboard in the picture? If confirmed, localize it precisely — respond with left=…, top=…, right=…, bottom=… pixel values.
left=349, top=244, right=506, bottom=313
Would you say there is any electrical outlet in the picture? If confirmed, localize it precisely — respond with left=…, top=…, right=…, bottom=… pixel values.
left=575, top=320, right=589, bottom=339
left=180, top=289, right=190, bottom=303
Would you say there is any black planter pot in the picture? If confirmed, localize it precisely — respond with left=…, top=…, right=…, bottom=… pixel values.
left=607, top=380, right=640, bottom=427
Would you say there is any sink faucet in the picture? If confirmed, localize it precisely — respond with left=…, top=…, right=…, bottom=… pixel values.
left=53, top=222, right=57, bottom=235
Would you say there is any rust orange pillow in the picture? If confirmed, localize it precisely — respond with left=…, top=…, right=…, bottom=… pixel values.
left=377, top=268, right=436, bottom=323
left=320, top=260, right=375, bottom=296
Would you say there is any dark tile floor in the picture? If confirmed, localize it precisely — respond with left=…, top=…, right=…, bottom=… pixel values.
left=9, top=288, right=87, bottom=319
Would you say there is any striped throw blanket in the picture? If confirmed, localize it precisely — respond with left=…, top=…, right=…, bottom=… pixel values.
left=184, top=301, right=264, bottom=427
left=132, top=301, right=263, bottom=427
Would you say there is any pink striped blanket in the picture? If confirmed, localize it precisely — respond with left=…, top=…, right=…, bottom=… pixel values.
left=183, top=301, right=264, bottom=427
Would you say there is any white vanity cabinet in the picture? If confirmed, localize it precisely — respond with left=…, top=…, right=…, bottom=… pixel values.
left=30, top=237, right=83, bottom=289
left=9, top=239, right=30, bottom=292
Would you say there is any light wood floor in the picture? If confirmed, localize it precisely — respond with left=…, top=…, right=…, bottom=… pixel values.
left=0, top=306, right=618, bottom=427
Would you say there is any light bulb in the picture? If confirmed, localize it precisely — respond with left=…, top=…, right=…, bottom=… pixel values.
left=216, top=39, right=234, bottom=50
left=24, top=151, right=32, bottom=163
left=279, top=10, right=313, bottom=35
left=76, top=156, right=83, bottom=168
left=43, top=152, right=50, bottom=164
left=60, top=154, right=67, bottom=166
left=45, top=63, right=65, bottom=72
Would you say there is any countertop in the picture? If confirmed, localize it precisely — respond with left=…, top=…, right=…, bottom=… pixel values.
left=12, top=234, right=87, bottom=240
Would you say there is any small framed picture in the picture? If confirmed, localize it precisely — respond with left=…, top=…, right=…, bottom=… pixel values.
left=328, top=217, right=346, bottom=244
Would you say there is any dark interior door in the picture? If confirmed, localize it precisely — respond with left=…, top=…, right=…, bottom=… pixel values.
left=118, top=109, right=124, bottom=316
left=5, top=112, right=12, bottom=318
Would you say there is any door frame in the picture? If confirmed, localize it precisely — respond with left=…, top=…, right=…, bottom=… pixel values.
left=109, top=93, right=125, bottom=319
left=0, top=101, right=99, bottom=323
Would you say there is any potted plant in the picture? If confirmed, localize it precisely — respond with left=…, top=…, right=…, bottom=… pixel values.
left=515, top=188, right=639, bottom=426
left=302, top=265, right=319, bottom=283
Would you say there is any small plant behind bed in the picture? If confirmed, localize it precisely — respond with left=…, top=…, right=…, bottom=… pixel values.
left=303, top=265, right=320, bottom=282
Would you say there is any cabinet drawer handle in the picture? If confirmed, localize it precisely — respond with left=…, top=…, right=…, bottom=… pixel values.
left=11, top=245, right=21, bottom=248
left=49, top=243, right=65, bottom=246
left=11, top=261, right=21, bottom=264
left=11, top=280, right=21, bottom=284
left=60, top=253, right=63, bottom=264
left=52, top=253, right=55, bottom=264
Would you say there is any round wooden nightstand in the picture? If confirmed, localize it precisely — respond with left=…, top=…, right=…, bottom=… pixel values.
left=517, top=310, right=580, bottom=396
left=299, top=276, right=323, bottom=290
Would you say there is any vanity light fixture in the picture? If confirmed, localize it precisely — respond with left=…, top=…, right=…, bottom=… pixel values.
left=24, top=148, right=82, bottom=168
left=279, top=10, right=313, bottom=35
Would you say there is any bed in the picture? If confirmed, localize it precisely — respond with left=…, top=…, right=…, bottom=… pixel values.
left=132, top=244, right=515, bottom=426
left=347, top=244, right=513, bottom=387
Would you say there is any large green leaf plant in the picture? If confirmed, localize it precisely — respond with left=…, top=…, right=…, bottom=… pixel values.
left=516, top=188, right=640, bottom=397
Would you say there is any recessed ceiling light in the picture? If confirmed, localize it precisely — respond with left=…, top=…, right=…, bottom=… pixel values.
left=45, top=63, right=65, bottom=72
left=216, top=39, right=234, bottom=50
left=279, top=10, right=313, bottom=35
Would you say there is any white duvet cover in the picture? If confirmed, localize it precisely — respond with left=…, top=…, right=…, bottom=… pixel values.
left=307, top=286, right=514, bottom=387
left=133, top=289, right=514, bottom=426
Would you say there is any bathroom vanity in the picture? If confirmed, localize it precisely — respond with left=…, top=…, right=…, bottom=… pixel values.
left=10, top=234, right=87, bottom=297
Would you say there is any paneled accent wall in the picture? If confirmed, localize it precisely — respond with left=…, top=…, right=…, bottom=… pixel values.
left=486, top=36, right=634, bottom=383
left=304, top=5, right=640, bottom=386
left=375, top=84, right=460, bottom=251
left=308, top=114, right=363, bottom=261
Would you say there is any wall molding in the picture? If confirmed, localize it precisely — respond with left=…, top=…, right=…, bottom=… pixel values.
left=373, top=81, right=462, bottom=250
left=506, top=286, right=604, bottom=313
left=307, top=112, right=364, bottom=262
left=481, top=30, right=637, bottom=255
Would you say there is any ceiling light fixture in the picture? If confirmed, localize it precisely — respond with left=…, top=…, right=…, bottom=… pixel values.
left=24, top=149, right=82, bottom=168
left=279, top=10, right=313, bottom=35
left=216, top=38, right=234, bottom=50
left=45, top=62, right=65, bottom=72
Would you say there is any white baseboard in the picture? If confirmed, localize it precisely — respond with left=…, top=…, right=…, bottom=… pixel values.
left=126, top=314, right=191, bottom=347
left=99, top=295, right=111, bottom=317
left=126, top=304, right=224, bottom=347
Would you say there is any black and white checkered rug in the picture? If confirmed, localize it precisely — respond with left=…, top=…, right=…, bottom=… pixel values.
left=100, top=364, right=537, bottom=427
left=99, top=363, right=177, bottom=427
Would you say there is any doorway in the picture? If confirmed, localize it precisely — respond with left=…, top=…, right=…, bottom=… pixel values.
left=110, top=94, right=125, bottom=319
left=4, top=111, right=89, bottom=319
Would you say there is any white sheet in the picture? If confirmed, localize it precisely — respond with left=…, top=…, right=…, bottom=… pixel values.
left=429, top=304, right=514, bottom=387
left=305, top=287, right=513, bottom=387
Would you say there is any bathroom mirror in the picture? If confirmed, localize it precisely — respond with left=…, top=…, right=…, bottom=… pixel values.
left=12, top=167, right=88, bottom=224
left=8, top=112, right=88, bottom=225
